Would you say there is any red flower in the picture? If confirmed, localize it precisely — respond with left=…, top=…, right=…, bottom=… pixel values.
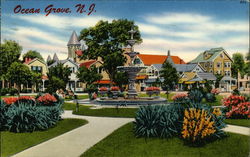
left=37, top=94, right=57, bottom=105
left=99, top=87, right=108, bottom=91
left=110, top=86, right=119, bottom=91
left=3, top=97, right=18, bottom=105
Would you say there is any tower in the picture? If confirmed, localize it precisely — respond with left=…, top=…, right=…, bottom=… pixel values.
left=67, top=31, right=81, bottom=61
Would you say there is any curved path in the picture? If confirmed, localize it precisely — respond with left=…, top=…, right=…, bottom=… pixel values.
left=13, top=111, right=249, bottom=157
left=13, top=111, right=133, bottom=157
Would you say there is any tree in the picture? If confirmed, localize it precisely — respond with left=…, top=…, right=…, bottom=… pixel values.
left=77, top=66, right=102, bottom=98
left=45, top=76, right=65, bottom=94
left=22, top=50, right=44, bottom=62
left=160, top=61, right=179, bottom=93
left=152, top=77, right=162, bottom=87
left=113, top=72, right=128, bottom=91
left=231, top=53, right=245, bottom=78
left=79, top=19, right=142, bottom=84
left=47, top=63, right=71, bottom=86
left=0, top=40, right=22, bottom=88
left=6, top=62, right=33, bottom=95
left=244, top=51, right=250, bottom=76
left=215, top=74, right=223, bottom=88
left=31, top=72, right=42, bottom=92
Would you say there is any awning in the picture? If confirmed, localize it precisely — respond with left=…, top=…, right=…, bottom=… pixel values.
left=94, top=80, right=115, bottom=84
left=136, top=75, right=148, bottom=80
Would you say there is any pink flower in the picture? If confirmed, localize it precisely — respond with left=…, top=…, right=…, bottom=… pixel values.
left=99, top=87, right=108, bottom=91
left=110, top=86, right=119, bottom=91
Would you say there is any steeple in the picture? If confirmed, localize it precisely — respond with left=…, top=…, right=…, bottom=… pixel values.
left=67, top=31, right=81, bottom=46
left=67, top=31, right=81, bottom=61
left=53, top=53, right=59, bottom=62
left=47, top=55, right=52, bottom=63
left=166, top=50, right=175, bottom=66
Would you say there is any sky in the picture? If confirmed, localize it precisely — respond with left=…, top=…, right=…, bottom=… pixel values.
left=1, top=0, right=249, bottom=62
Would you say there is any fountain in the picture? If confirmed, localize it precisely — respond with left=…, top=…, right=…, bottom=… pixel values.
left=95, top=28, right=167, bottom=106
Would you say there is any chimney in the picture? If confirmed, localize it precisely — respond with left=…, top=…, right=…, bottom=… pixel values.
left=167, top=50, right=170, bottom=56
left=25, top=57, right=28, bottom=63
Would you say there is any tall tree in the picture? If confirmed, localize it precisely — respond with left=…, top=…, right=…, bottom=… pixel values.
left=113, top=72, right=129, bottom=91
left=244, top=51, right=250, bottom=76
left=0, top=40, right=22, bottom=85
left=22, top=50, right=44, bottom=62
left=47, top=63, right=71, bottom=85
left=79, top=19, right=142, bottom=84
left=215, top=74, right=223, bottom=88
left=77, top=66, right=102, bottom=98
left=231, top=53, right=245, bottom=78
left=160, top=61, right=179, bottom=93
left=6, top=62, right=33, bottom=95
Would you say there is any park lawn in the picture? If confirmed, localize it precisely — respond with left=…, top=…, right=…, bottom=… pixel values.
left=202, top=95, right=224, bottom=106
left=82, top=122, right=249, bottom=157
left=63, top=102, right=138, bottom=118
left=1, top=118, right=88, bottom=157
left=65, top=94, right=89, bottom=101
left=225, top=119, right=250, bottom=127
left=138, top=93, right=175, bottom=101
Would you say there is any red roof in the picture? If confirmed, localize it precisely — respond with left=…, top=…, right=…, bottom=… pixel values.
left=94, top=80, right=115, bottom=84
left=79, top=60, right=96, bottom=68
left=75, top=50, right=83, bottom=56
left=24, top=58, right=34, bottom=64
left=137, top=54, right=185, bottom=66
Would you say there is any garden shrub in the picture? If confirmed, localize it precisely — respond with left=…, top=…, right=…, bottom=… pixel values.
left=15, top=96, right=36, bottom=106
left=8, top=88, right=18, bottom=96
left=223, top=95, right=250, bottom=119
left=0, top=101, right=8, bottom=131
left=205, top=93, right=216, bottom=103
left=188, top=89, right=203, bottom=103
left=0, top=88, right=9, bottom=96
left=172, top=93, right=189, bottom=103
left=37, top=93, right=57, bottom=106
left=134, top=104, right=184, bottom=138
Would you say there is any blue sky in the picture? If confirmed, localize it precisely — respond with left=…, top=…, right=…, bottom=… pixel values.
left=1, top=0, right=249, bottom=62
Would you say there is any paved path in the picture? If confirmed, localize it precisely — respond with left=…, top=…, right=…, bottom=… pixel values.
left=13, top=111, right=250, bottom=157
left=13, top=111, right=133, bottom=157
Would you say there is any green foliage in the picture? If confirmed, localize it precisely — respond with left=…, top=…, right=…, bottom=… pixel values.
left=134, top=104, right=183, bottom=138
left=152, top=77, right=162, bottom=87
left=3, top=101, right=63, bottom=133
left=0, top=40, right=22, bottom=77
left=215, top=74, right=223, bottom=88
left=0, top=88, right=18, bottom=96
left=22, top=50, right=44, bottom=62
left=188, top=89, right=204, bottom=103
left=47, top=63, right=71, bottom=86
left=0, top=101, right=8, bottom=130
left=45, top=76, right=65, bottom=93
left=79, top=19, right=142, bottom=82
left=114, top=72, right=128, bottom=91
left=205, top=93, right=216, bottom=103
left=232, top=88, right=240, bottom=95
left=231, top=53, right=245, bottom=78
left=6, top=62, right=33, bottom=94
left=160, top=61, right=179, bottom=91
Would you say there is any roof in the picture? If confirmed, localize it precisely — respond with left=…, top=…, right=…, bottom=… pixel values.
left=196, top=73, right=216, bottom=81
left=75, top=50, right=83, bottom=56
left=94, top=80, right=115, bottom=84
left=79, top=60, right=97, bottom=68
left=49, top=58, right=78, bottom=68
left=220, top=76, right=237, bottom=81
left=190, top=47, right=230, bottom=63
left=179, top=72, right=196, bottom=83
left=136, top=75, right=148, bottom=80
left=174, top=64, right=197, bottom=72
left=137, top=54, right=185, bottom=66
left=24, top=58, right=46, bottom=65
left=47, top=55, right=52, bottom=62
left=152, top=64, right=162, bottom=71
left=67, top=31, right=81, bottom=46
left=53, top=53, right=59, bottom=62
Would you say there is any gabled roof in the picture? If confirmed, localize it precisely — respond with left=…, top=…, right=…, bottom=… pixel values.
left=137, top=54, right=185, bottom=66
left=24, top=58, right=46, bottom=66
left=67, top=31, right=81, bottom=46
left=53, top=53, right=59, bottom=62
left=152, top=64, right=162, bottom=71
left=174, top=64, right=197, bottom=72
left=47, top=55, right=52, bottom=62
left=79, top=60, right=97, bottom=68
left=190, top=47, right=232, bottom=63
left=49, top=58, right=78, bottom=68
left=196, top=73, right=216, bottom=81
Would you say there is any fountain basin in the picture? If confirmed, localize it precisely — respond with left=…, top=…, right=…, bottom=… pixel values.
left=94, top=97, right=167, bottom=106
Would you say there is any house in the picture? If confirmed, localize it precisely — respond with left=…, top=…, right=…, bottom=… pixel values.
left=23, top=58, right=49, bottom=92
left=190, top=47, right=236, bottom=92
left=49, top=58, right=81, bottom=92
left=238, top=72, right=250, bottom=91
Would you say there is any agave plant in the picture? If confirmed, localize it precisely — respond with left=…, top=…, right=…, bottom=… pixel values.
left=188, top=89, right=204, bottom=103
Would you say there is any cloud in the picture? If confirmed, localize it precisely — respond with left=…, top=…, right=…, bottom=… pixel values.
left=11, top=14, right=112, bottom=29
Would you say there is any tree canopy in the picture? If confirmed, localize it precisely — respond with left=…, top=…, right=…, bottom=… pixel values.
left=79, top=19, right=142, bottom=83
left=6, top=62, right=33, bottom=95
left=0, top=40, right=22, bottom=78
left=160, top=61, right=179, bottom=91
left=23, top=50, right=44, bottom=62
left=231, top=53, right=245, bottom=78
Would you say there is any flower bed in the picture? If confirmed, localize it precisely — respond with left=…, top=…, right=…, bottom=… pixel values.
left=223, top=95, right=249, bottom=119
left=211, top=88, right=220, bottom=95
left=110, top=86, right=120, bottom=91
left=172, top=93, right=188, bottom=102
left=145, top=87, right=160, bottom=97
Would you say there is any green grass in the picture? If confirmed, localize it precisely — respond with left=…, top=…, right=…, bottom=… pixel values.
left=138, top=93, right=175, bottom=101
left=65, top=94, right=89, bottom=101
left=225, top=119, right=250, bottom=127
left=1, top=118, right=88, bottom=157
left=82, top=122, right=249, bottom=157
left=63, top=102, right=138, bottom=118
left=202, top=95, right=224, bottom=106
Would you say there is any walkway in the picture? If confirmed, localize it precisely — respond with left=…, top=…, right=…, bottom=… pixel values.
left=13, top=111, right=250, bottom=157
left=13, top=111, right=133, bottom=157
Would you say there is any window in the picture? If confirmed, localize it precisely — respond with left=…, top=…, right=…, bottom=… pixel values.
left=134, top=58, right=141, bottom=64
left=224, top=62, right=227, bottom=68
left=210, top=63, right=213, bottom=68
left=31, top=66, right=42, bottom=73
left=217, top=62, right=221, bottom=68
left=225, top=71, right=231, bottom=76
left=228, top=62, right=231, bottom=67
left=210, top=70, right=213, bottom=73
